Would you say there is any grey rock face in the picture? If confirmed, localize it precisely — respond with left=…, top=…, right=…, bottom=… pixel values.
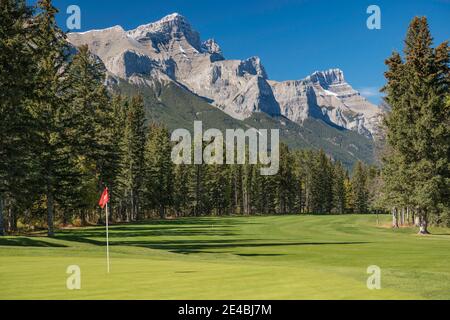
left=270, top=69, right=383, bottom=138
left=201, top=39, right=224, bottom=62
left=67, top=13, right=383, bottom=139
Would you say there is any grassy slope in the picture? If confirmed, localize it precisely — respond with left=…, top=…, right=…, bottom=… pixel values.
left=1, top=215, right=449, bottom=300
left=114, top=80, right=375, bottom=169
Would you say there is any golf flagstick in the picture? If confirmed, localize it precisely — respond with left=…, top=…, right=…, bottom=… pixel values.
left=99, top=187, right=110, bottom=273
left=106, top=200, right=110, bottom=273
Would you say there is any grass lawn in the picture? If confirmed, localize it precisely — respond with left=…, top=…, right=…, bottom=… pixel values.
left=0, top=214, right=449, bottom=300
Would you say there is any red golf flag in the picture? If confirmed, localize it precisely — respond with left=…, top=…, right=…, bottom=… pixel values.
left=98, top=187, right=109, bottom=209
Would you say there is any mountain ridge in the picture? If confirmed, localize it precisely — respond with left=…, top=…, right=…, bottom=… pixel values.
left=66, top=13, right=384, bottom=167
left=67, top=12, right=384, bottom=140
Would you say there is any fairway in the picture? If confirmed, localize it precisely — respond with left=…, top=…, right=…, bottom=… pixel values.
left=1, top=215, right=449, bottom=300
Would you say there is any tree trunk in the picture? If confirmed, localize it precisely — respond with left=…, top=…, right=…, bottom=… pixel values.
left=130, top=189, right=135, bottom=221
left=414, top=214, right=420, bottom=227
left=0, top=195, right=4, bottom=236
left=62, top=211, right=69, bottom=226
left=80, top=210, right=87, bottom=226
left=9, top=205, right=17, bottom=232
left=412, top=210, right=417, bottom=226
left=159, top=205, right=165, bottom=220
left=392, top=207, right=399, bottom=228
left=418, top=212, right=430, bottom=235
left=47, top=190, right=54, bottom=237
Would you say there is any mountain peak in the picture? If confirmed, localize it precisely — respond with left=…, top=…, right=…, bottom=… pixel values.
left=159, top=12, right=186, bottom=23
left=307, top=68, right=345, bottom=88
left=130, top=13, right=192, bottom=34
left=127, top=13, right=200, bottom=50
left=67, top=14, right=383, bottom=140
left=70, top=25, right=124, bottom=36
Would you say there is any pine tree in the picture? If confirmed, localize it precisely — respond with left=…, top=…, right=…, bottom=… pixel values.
left=190, top=160, right=209, bottom=217
left=291, top=150, right=304, bottom=214
left=262, top=175, right=278, bottom=214
left=143, top=124, right=174, bottom=219
left=298, top=150, right=315, bottom=213
left=173, top=164, right=191, bottom=216
left=110, top=94, right=127, bottom=221
left=332, top=161, right=346, bottom=214
left=351, top=161, right=369, bottom=214
left=275, top=143, right=296, bottom=214
left=32, top=0, right=78, bottom=236
left=64, top=44, right=119, bottom=224
left=118, top=95, right=146, bottom=221
left=207, top=163, right=231, bottom=216
left=310, top=150, right=333, bottom=214
left=0, top=0, right=36, bottom=235
left=343, top=171, right=353, bottom=214
left=382, top=16, right=449, bottom=233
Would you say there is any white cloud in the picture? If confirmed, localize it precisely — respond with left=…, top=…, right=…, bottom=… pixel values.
left=357, top=87, right=381, bottom=97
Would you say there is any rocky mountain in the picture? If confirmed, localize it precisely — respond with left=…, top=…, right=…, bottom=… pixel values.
left=67, top=13, right=384, bottom=167
left=67, top=13, right=384, bottom=140
left=270, top=69, right=384, bottom=139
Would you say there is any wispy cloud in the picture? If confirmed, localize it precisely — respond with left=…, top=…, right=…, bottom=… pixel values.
left=357, top=86, right=384, bottom=105
left=357, top=87, right=382, bottom=98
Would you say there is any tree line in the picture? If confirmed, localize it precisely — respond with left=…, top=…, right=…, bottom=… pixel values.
left=0, top=0, right=382, bottom=237
left=1, top=1, right=448, bottom=236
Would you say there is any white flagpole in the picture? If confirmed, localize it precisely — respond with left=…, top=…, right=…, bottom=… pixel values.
left=105, top=201, right=110, bottom=273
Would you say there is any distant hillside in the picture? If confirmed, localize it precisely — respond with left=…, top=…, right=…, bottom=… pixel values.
left=113, top=78, right=375, bottom=169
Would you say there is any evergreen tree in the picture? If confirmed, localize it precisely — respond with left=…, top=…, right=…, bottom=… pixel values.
left=173, top=164, right=191, bottom=217
left=207, top=164, right=231, bottom=216
left=343, top=171, right=353, bottom=214
left=143, top=124, right=174, bottom=219
left=110, top=94, right=127, bottom=221
left=332, top=161, right=346, bottom=214
left=275, top=143, right=296, bottom=214
left=310, top=150, right=333, bottom=214
left=351, top=161, right=369, bottom=214
left=382, top=16, right=449, bottom=233
left=32, top=0, right=78, bottom=236
left=0, top=0, right=36, bottom=235
left=64, top=44, right=119, bottom=224
left=291, top=150, right=305, bottom=214
left=118, top=95, right=146, bottom=221
left=190, top=160, right=209, bottom=216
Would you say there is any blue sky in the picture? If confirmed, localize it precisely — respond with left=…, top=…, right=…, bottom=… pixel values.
left=49, top=0, right=449, bottom=104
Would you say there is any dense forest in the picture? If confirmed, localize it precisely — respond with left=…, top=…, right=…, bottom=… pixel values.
left=0, top=0, right=448, bottom=236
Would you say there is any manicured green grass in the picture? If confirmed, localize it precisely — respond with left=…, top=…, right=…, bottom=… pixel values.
left=1, top=215, right=449, bottom=300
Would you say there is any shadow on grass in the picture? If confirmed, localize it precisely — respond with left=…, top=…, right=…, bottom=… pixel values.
left=51, top=218, right=368, bottom=257
left=0, top=237, right=67, bottom=248
left=55, top=217, right=246, bottom=244
left=55, top=232, right=370, bottom=254
left=165, top=241, right=370, bottom=254
left=236, top=253, right=285, bottom=257
left=52, top=217, right=371, bottom=255
left=57, top=227, right=236, bottom=239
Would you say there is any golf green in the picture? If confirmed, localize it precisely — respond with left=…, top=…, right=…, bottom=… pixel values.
left=0, top=215, right=449, bottom=299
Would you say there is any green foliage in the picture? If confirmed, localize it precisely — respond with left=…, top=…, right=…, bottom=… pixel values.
left=332, top=161, right=347, bottom=214
left=0, top=0, right=37, bottom=234
left=113, top=80, right=376, bottom=170
left=143, top=124, right=174, bottom=218
left=382, top=16, right=449, bottom=230
left=4, top=0, right=426, bottom=237
left=351, top=161, right=369, bottom=214
left=31, top=0, right=81, bottom=236
left=116, top=95, right=146, bottom=221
